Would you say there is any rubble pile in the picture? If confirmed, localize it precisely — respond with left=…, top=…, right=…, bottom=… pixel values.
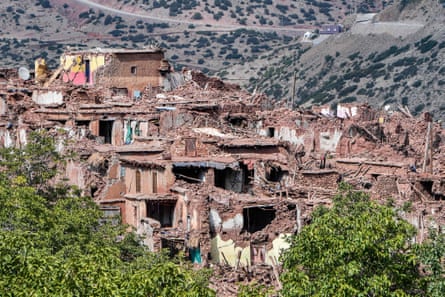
left=0, top=48, right=444, bottom=296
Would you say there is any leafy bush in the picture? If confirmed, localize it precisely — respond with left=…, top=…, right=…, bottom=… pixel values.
left=276, top=4, right=289, bottom=13
left=417, top=40, right=438, bottom=53
left=340, top=96, right=357, bottom=103
left=37, top=0, right=52, bottom=8
left=401, top=97, right=409, bottom=105
left=348, top=52, right=360, bottom=60
left=104, top=15, right=113, bottom=25
left=192, top=12, right=203, bottom=20
left=414, top=103, right=425, bottom=114
left=392, top=57, right=417, bottom=67
left=393, top=65, right=418, bottom=82
left=0, top=131, right=207, bottom=296
left=338, top=85, right=357, bottom=97
left=280, top=184, right=422, bottom=297
left=79, top=11, right=90, bottom=19
left=213, top=11, right=224, bottom=20
left=373, top=45, right=399, bottom=62
left=412, top=80, right=422, bottom=88
left=109, top=29, right=125, bottom=37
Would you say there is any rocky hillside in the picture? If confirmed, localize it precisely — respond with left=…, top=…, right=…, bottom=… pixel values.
left=220, top=0, right=445, bottom=119
left=0, top=0, right=381, bottom=69
left=0, top=0, right=443, bottom=119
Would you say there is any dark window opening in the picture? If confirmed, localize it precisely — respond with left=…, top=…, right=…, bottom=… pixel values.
left=85, top=60, right=90, bottom=83
left=161, top=238, right=185, bottom=258
left=90, top=158, right=109, bottom=176
left=99, top=120, right=113, bottom=144
left=152, top=171, right=158, bottom=193
left=420, top=180, right=433, bottom=195
left=149, top=119, right=160, bottom=127
left=75, top=120, right=90, bottom=127
left=229, top=117, right=245, bottom=127
left=242, top=206, right=276, bottom=233
left=90, top=185, right=98, bottom=197
left=226, top=115, right=247, bottom=127
left=136, top=170, right=141, bottom=193
left=371, top=173, right=380, bottom=181
left=267, top=127, right=275, bottom=137
left=214, top=169, right=226, bottom=188
left=111, top=88, right=128, bottom=96
left=147, top=200, right=176, bottom=227
left=131, top=66, right=137, bottom=75
left=266, top=165, right=283, bottom=182
left=214, top=168, right=242, bottom=192
left=173, top=166, right=206, bottom=183
left=240, top=163, right=254, bottom=193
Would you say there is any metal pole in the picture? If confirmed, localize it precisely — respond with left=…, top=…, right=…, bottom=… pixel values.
left=422, top=122, right=431, bottom=173
left=291, top=71, right=297, bottom=109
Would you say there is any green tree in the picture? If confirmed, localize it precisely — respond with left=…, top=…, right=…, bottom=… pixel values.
left=192, top=12, right=203, bottom=20
left=0, top=131, right=215, bottom=296
left=416, top=229, right=445, bottom=296
left=280, top=183, right=423, bottom=297
left=0, top=130, right=61, bottom=196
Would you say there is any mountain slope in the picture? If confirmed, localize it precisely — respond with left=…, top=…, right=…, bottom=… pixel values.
left=220, top=0, right=445, bottom=119
left=0, top=0, right=443, bottom=118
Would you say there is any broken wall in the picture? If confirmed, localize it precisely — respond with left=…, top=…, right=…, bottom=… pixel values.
left=61, top=53, right=105, bottom=85
left=32, top=90, right=64, bottom=106
left=98, top=52, right=164, bottom=96
left=123, top=164, right=175, bottom=195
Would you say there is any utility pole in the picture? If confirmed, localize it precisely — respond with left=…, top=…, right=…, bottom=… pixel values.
left=422, top=112, right=433, bottom=173
left=290, top=70, right=297, bottom=109
left=290, top=50, right=297, bottom=110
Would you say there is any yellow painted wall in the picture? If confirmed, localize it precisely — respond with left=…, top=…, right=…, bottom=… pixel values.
left=210, top=233, right=291, bottom=267
left=34, top=58, right=48, bottom=82
left=210, top=235, right=251, bottom=267
left=61, top=54, right=105, bottom=72
left=265, top=233, right=291, bottom=265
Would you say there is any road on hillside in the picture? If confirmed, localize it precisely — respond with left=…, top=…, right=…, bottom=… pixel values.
left=73, top=0, right=312, bottom=33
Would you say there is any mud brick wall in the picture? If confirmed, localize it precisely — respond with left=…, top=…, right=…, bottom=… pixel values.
left=373, top=175, right=399, bottom=199
left=98, top=52, right=164, bottom=94
left=300, top=171, right=339, bottom=189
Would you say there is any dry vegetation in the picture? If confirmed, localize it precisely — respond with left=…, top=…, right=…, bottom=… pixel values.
left=0, top=0, right=444, bottom=118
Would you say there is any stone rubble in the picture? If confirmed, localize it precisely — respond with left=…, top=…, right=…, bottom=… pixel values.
left=0, top=49, right=443, bottom=296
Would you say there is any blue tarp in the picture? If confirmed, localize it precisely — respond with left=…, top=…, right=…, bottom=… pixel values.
left=189, top=247, right=202, bottom=264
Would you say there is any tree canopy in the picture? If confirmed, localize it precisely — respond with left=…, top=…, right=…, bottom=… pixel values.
left=280, top=183, right=424, bottom=297
left=0, top=131, right=215, bottom=296
left=415, top=229, right=445, bottom=297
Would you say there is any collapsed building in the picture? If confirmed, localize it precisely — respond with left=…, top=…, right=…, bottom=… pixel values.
left=1, top=48, right=444, bottom=294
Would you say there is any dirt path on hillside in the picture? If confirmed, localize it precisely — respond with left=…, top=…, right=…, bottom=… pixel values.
left=73, top=0, right=312, bottom=34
